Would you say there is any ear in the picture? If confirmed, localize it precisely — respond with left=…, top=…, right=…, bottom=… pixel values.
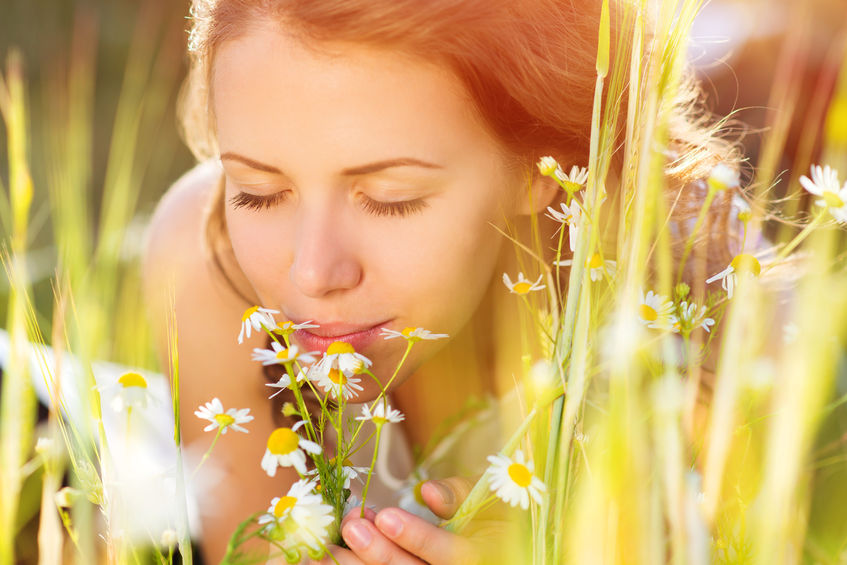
left=516, top=173, right=560, bottom=216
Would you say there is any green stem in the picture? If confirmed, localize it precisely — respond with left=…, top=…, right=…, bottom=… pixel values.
left=675, top=187, right=717, bottom=284
left=770, top=212, right=827, bottom=265
left=192, top=426, right=223, bottom=478
left=360, top=424, right=384, bottom=517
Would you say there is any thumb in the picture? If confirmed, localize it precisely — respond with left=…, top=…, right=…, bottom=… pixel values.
left=420, top=476, right=475, bottom=520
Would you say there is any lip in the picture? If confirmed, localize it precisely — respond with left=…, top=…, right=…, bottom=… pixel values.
left=290, top=320, right=392, bottom=353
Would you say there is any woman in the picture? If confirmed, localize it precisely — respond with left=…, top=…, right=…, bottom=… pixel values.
left=143, top=1, right=738, bottom=562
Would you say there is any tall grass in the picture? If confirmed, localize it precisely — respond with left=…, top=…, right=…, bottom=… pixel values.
left=1, top=0, right=846, bottom=563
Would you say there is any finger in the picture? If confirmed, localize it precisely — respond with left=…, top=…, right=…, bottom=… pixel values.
left=342, top=516, right=426, bottom=565
left=374, top=508, right=478, bottom=564
left=420, top=477, right=474, bottom=520
left=341, top=505, right=378, bottom=530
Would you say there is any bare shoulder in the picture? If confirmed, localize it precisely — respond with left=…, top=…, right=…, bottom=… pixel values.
left=143, top=162, right=293, bottom=560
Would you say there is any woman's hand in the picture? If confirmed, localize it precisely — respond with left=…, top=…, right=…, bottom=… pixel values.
left=311, top=476, right=500, bottom=565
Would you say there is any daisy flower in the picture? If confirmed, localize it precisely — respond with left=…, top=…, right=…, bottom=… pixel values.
left=398, top=473, right=440, bottom=524
left=555, top=253, right=616, bottom=282
left=638, top=290, right=676, bottom=330
left=252, top=342, right=318, bottom=367
left=732, top=194, right=752, bottom=224
left=545, top=201, right=584, bottom=252
left=313, top=367, right=365, bottom=401
left=194, top=397, right=253, bottom=434
left=536, top=156, right=559, bottom=177
left=261, top=422, right=322, bottom=476
left=306, top=457, right=369, bottom=489
left=257, top=480, right=334, bottom=552
left=486, top=449, right=546, bottom=510
left=800, top=164, right=847, bottom=223
left=272, top=320, right=320, bottom=338
left=674, top=301, right=715, bottom=334
left=356, top=402, right=405, bottom=425
left=705, top=253, right=761, bottom=299
left=316, top=341, right=373, bottom=376
left=707, top=163, right=740, bottom=192
left=110, top=372, right=150, bottom=413
left=238, top=306, right=279, bottom=344
left=266, top=367, right=311, bottom=399
left=554, top=165, right=589, bottom=194
left=380, top=327, right=449, bottom=343
left=502, top=272, right=546, bottom=295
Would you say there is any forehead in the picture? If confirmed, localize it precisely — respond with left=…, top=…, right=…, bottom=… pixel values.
left=210, top=23, right=503, bottom=170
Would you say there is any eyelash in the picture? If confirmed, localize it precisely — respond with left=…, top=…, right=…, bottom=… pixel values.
left=229, top=191, right=428, bottom=217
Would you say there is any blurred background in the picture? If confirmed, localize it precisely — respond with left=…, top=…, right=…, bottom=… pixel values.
left=1, top=0, right=846, bottom=562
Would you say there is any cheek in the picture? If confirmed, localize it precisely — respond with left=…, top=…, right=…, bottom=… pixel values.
left=225, top=207, right=292, bottom=302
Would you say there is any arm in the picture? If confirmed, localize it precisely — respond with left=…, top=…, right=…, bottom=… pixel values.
left=143, top=161, right=300, bottom=563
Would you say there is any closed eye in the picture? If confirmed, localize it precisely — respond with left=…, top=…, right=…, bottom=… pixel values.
left=229, top=190, right=428, bottom=217
left=229, top=191, right=290, bottom=211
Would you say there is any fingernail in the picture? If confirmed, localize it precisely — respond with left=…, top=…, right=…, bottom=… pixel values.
left=377, top=509, right=403, bottom=538
left=431, top=480, right=454, bottom=505
left=345, top=522, right=372, bottom=549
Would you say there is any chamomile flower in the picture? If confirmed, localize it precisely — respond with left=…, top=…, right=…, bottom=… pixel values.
left=536, top=156, right=559, bottom=177
left=257, top=480, right=334, bottom=552
left=261, top=422, right=321, bottom=476
left=674, top=301, right=715, bottom=334
left=380, top=327, right=449, bottom=343
left=356, top=402, right=405, bottom=425
left=398, top=473, right=440, bottom=524
left=554, top=165, right=589, bottom=194
left=545, top=201, right=584, bottom=252
left=486, top=449, right=546, bottom=510
left=707, top=163, right=740, bottom=192
left=502, top=272, right=546, bottom=295
left=272, top=320, right=320, bottom=338
left=316, top=341, right=373, bottom=376
left=556, top=253, right=616, bottom=282
left=306, top=458, right=369, bottom=489
left=110, top=372, right=150, bottom=413
left=313, top=367, right=365, bottom=401
left=194, top=397, right=253, bottom=434
left=238, top=306, right=279, bottom=344
left=266, top=367, right=311, bottom=399
left=638, top=290, right=676, bottom=330
left=800, top=164, right=847, bottom=223
left=252, top=342, right=318, bottom=367
left=705, top=253, right=761, bottom=299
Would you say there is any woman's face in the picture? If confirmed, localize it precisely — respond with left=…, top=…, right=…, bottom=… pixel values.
left=213, top=24, right=528, bottom=395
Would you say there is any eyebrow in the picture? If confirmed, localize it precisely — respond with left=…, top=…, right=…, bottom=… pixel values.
left=220, top=152, right=443, bottom=176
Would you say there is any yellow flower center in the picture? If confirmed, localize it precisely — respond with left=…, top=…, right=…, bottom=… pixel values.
left=327, top=341, right=355, bottom=355
left=373, top=416, right=389, bottom=426
left=328, top=369, right=347, bottom=385
left=512, top=282, right=532, bottom=294
left=274, top=496, right=297, bottom=518
left=588, top=253, right=604, bottom=269
left=275, top=348, right=291, bottom=361
left=274, top=321, right=294, bottom=334
left=507, top=462, right=533, bottom=488
left=823, top=190, right=845, bottom=209
left=118, top=372, right=147, bottom=389
left=267, top=428, right=299, bottom=455
left=639, top=304, right=658, bottom=322
left=562, top=180, right=582, bottom=194
left=401, top=327, right=417, bottom=337
left=242, top=306, right=259, bottom=321
left=730, top=253, right=761, bottom=277
left=413, top=481, right=426, bottom=506
left=214, top=413, right=235, bottom=427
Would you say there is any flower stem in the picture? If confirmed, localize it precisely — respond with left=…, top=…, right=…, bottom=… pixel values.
left=771, top=212, right=827, bottom=264
left=192, top=426, right=223, bottom=478
left=360, top=424, right=383, bottom=518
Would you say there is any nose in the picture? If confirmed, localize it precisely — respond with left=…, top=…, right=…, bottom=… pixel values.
left=289, top=205, right=363, bottom=298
